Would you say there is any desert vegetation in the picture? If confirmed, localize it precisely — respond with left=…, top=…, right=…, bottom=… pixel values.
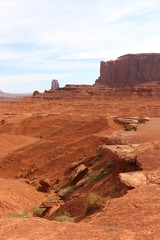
left=86, top=193, right=104, bottom=213
left=8, top=210, right=29, bottom=218
left=54, top=215, right=74, bottom=223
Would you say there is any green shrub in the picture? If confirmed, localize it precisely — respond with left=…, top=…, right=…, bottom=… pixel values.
left=33, top=207, right=45, bottom=217
left=106, top=161, right=116, bottom=169
left=87, top=169, right=112, bottom=185
left=8, top=210, right=29, bottom=218
left=87, top=170, right=97, bottom=184
left=45, top=193, right=59, bottom=201
left=54, top=214, right=74, bottom=222
left=86, top=193, right=104, bottom=213
left=125, top=125, right=136, bottom=131
left=59, top=186, right=73, bottom=194
left=96, top=152, right=103, bottom=160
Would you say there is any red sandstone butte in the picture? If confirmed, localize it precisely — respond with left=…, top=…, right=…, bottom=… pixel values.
left=95, top=53, right=160, bottom=88
left=51, top=79, right=59, bottom=90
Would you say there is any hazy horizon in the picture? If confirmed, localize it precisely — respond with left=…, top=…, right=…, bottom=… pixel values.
left=0, top=0, right=160, bottom=93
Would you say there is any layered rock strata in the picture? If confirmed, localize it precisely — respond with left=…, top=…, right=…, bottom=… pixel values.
left=96, top=53, right=160, bottom=88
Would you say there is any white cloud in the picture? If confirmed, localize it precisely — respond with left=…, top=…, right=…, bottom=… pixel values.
left=0, top=73, right=73, bottom=93
left=0, top=0, right=160, bottom=91
left=0, top=73, right=69, bottom=84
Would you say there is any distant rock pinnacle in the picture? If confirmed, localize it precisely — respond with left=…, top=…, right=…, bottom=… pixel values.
left=51, top=80, right=59, bottom=90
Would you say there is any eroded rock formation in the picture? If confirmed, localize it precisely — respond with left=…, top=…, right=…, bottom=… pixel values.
left=51, top=80, right=59, bottom=90
left=32, top=81, right=160, bottom=100
left=96, top=53, right=160, bottom=88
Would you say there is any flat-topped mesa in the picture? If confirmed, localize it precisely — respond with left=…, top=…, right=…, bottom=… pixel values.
left=95, top=53, right=160, bottom=88
left=51, top=79, right=59, bottom=90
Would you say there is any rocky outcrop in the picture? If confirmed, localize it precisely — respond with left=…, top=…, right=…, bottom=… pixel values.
left=96, top=53, right=160, bottom=88
left=119, top=172, right=146, bottom=188
left=51, top=80, right=59, bottom=90
left=114, top=117, right=139, bottom=126
left=101, top=145, right=137, bottom=163
left=32, top=81, right=160, bottom=100
left=70, top=164, right=88, bottom=185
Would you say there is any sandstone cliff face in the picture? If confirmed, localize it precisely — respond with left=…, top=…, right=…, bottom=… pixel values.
left=96, top=53, right=160, bottom=88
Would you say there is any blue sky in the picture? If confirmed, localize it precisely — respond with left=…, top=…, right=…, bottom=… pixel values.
left=0, top=0, right=160, bottom=93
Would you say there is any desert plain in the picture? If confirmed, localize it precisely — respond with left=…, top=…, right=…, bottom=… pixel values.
left=0, top=79, right=160, bottom=240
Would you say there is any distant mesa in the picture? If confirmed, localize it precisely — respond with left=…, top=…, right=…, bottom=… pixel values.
left=32, top=53, right=160, bottom=99
left=95, top=53, right=160, bottom=88
left=51, top=79, right=59, bottom=90
left=0, top=89, right=31, bottom=98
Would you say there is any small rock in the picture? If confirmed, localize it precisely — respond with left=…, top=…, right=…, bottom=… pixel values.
left=75, top=178, right=87, bottom=188
left=146, top=171, right=160, bottom=185
left=138, top=117, right=150, bottom=123
left=0, top=120, right=5, bottom=125
left=37, top=179, right=50, bottom=193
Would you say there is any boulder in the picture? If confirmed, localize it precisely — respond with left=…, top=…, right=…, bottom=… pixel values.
left=114, top=117, right=139, bottom=126
left=37, top=179, right=50, bottom=193
left=102, top=145, right=137, bottom=163
left=119, top=171, right=147, bottom=188
left=39, top=200, right=64, bottom=218
left=71, top=164, right=88, bottom=185
left=75, top=178, right=87, bottom=188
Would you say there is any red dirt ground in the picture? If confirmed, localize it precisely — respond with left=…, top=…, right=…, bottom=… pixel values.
left=0, top=88, right=160, bottom=239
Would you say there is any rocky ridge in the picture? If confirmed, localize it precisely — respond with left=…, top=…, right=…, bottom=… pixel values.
left=32, top=81, right=160, bottom=100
